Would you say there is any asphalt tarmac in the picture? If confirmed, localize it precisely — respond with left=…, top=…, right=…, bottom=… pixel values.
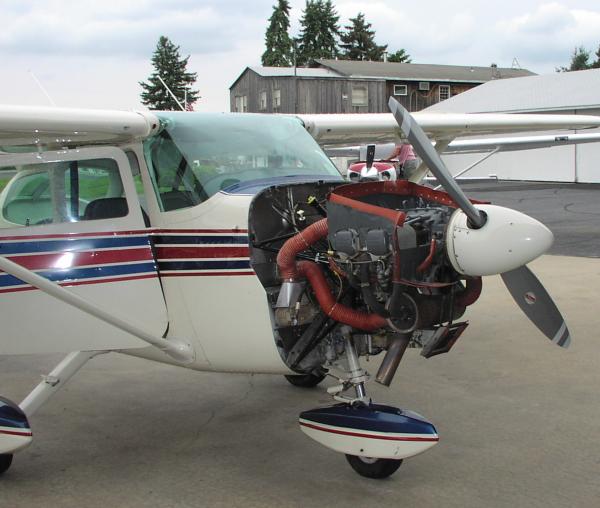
left=1, top=182, right=599, bottom=508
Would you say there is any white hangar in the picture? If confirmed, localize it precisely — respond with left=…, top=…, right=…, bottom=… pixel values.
left=426, top=68, right=600, bottom=183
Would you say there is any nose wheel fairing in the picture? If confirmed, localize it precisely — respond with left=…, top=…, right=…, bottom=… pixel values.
left=0, top=397, right=32, bottom=455
left=299, top=403, right=438, bottom=460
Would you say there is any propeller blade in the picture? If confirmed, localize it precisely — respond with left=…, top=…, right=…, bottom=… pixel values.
left=388, top=97, right=486, bottom=229
left=501, top=265, right=571, bottom=348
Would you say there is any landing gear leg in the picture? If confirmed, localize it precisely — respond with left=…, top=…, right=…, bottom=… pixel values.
left=341, top=331, right=403, bottom=479
left=343, top=332, right=368, bottom=402
left=299, top=329, right=436, bottom=479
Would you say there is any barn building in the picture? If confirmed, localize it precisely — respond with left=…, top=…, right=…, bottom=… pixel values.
left=229, top=59, right=533, bottom=114
left=426, top=68, right=600, bottom=183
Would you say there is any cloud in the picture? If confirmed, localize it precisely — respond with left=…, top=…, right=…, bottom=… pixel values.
left=0, top=0, right=270, bottom=57
left=496, top=2, right=600, bottom=68
left=2, top=1, right=600, bottom=112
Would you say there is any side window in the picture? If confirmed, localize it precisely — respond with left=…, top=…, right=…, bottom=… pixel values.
left=143, top=130, right=207, bottom=212
left=0, top=158, right=128, bottom=228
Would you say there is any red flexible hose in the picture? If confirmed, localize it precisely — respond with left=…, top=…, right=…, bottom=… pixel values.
left=417, top=239, right=437, bottom=273
left=276, top=218, right=328, bottom=280
left=297, top=261, right=387, bottom=331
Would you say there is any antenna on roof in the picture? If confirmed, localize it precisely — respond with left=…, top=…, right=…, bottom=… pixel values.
left=512, top=57, right=522, bottom=69
left=156, top=75, right=185, bottom=112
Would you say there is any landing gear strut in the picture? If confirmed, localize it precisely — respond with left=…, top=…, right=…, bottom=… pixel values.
left=340, top=334, right=402, bottom=479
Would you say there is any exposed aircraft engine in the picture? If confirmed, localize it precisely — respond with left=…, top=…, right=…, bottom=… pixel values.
left=248, top=180, right=483, bottom=387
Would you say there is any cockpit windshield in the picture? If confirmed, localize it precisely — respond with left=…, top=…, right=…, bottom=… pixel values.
left=143, top=112, right=342, bottom=212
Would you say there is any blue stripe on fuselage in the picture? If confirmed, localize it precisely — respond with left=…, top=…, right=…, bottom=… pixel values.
left=0, top=262, right=157, bottom=288
left=158, top=260, right=251, bottom=271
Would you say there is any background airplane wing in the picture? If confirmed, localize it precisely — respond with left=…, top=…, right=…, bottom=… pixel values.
left=445, top=132, right=600, bottom=154
left=324, top=133, right=600, bottom=159
left=297, top=112, right=600, bottom=146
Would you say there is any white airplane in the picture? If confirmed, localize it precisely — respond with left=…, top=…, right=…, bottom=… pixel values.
left=0, top=99, right=592, bottom=479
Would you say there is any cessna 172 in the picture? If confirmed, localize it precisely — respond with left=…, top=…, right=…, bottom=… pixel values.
left=0, top=98, right=594, bottom=479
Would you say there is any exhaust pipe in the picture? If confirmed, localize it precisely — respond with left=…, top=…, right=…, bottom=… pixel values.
left=375, top=334, right=411, bottom=386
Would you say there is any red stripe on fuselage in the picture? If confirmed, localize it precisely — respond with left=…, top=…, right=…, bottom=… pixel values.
left=299, top=421, right=439, bottom=442
left=155, top=246, right=250, bottom=259
left=5, top=248, right=154, bottom=271
left=0, top=429, right=32, bottom=437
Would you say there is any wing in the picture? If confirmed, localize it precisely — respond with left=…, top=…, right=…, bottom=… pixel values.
left=445, top=132, right=600, bottom=154
left=0, top=104, right=159, bottom=147
left=324, top=133, right=600, bottom=159
left=297, top=112, right=600, bottom=146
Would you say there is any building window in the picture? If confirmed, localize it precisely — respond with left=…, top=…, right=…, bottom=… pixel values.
left=418, top=81, right=430, bottom=91
left=273, top=89, right=281, bottom=112
left=234, top=95, right=248, bottom=113
left=393, top=84, right=407, bottom=96
left=439, top=85, right=451, bottom=101
left=352, top=85, right=368, bottom=107
left=259, top=91, right=267, bottom=111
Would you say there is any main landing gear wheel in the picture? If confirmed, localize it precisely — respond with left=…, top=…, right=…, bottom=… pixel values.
left=284, top=372, right=326, bottom=388
left=0, top=454, right=13, bottom=475
left=345, top=455, right=403, bottom=479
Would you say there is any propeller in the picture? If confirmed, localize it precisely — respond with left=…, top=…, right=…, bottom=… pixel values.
left=388, top=97, right=571, bottom=348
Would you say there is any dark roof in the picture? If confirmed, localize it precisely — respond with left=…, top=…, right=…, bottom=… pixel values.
left=315, top=59, right=535, bottom=83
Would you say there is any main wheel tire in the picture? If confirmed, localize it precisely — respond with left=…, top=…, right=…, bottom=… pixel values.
left=0, top=454, right=13, bottom=475
left=345, top=454, right=403, bottom=479
left=284, top=372, right=326, bottom=388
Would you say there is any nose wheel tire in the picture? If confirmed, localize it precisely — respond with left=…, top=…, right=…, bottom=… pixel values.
left=0, top=454, right=13, bottom=475
left=345, top=454, right=403, bottom=479
left=284, top=372, right=326, bottom=388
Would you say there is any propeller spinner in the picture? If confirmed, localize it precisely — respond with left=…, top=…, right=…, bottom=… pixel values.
left=387, top=97, right=571, bottom=348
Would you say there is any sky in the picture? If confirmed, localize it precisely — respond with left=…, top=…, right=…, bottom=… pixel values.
left=1, top=0, right=600, bottom=112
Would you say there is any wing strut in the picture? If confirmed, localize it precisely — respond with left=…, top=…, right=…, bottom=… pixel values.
left=408, top=138, right=452, bottom=184
left=433, top=147, right=500, bottom=190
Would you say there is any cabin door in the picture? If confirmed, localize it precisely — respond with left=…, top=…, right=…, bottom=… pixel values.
left=0, top=147, right=168, bottom=354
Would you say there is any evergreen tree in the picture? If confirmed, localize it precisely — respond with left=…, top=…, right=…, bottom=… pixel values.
left=340, top=12, right=387, bottom=61
left=558, top=46, right=591, bottom=72
left=140, top=36, right=199, bottom=110
left=262, top=0, right=294, bottom=66
left=387, top=48, right=412, bottom=63
left=296, top=0, right=340, bottom=66
left=591, top=45, right=600, bottom=69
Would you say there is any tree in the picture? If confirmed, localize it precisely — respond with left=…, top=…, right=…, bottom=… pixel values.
left=592, top=45, right=600, bottom=69
left=262, top=0, right=294, bottom=66
left=558, top=46, right=591, bottom=72
left=387, top=48, right=412, bottom=63
left=340, top=12, right=387, bottom=61
left=296, top=0, right=340, bottom=66
left=140, top=36, right=199, bottom=110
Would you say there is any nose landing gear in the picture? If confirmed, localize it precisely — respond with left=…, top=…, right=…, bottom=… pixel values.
left=298, top=331, right=438, bottom=479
